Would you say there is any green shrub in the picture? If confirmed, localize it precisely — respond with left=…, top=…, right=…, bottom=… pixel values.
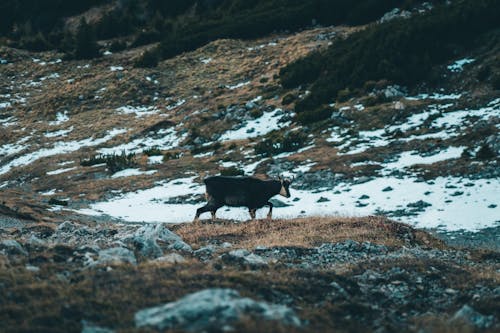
left=80, top=151, right=136, bottom=173
left=295, top=107, right=332, bottom=125
left=134, top=47, right=161, bottom=68
left=132, top=29, right=162, bottom=47
left=48, top=198, right=68, bottom=206
left=191, top=142, right=221, bottom=155
left=163, top=151, right=182, bottom=161
left=281, top=0, right=500, bottom=112
left=476, top=144, right=495, bottom=160
left=254, top=130, right=308, bottom=156
left=74, top=18, right=100, bottom=59
left=143, top=146, right=162, bottom=156
left=18, top=32, right=51, bottom=52
left=336, top=89, right=353, bottom=103
left=249, top=108, right=264, bottom=118
left=109, top=40, right=127, bottom=52
left=281, top=93, right=296, bottom=106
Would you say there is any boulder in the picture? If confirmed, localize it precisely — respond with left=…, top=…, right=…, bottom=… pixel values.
left=129, top=224, right=192, bottom=259
left=0, top=239, right=28, bottom=256
left=135, top=288, right=301, bottom=331
left=81, top=320, right=115, bottom=333
left=222, top=249, right=268, bottom=268
left=450, top=305, right=495, bottom=328
left=94, top=247, right=137, bottom=266
left=154, top=253, right=186, bottom=264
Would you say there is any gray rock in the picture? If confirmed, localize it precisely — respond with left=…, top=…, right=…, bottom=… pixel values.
left=451, top=304, right=495, bottom=328
left=245, top=101, right=257, bottom=110
left=56, top=221, right=77, bottom=233
left=135, top=288, right=301, bottom=331
left=26, top=235, right=46, bottom=246
left=0, top=239, right=28, bottom=256
left=223, top=249, right=268, bottom=267
left=485, top=134, right=500, bottom=156
left=379, top=9, right=412, bottom=23
left=95, top=247, right=137, bottom=266
left=193, top=245, right=217, bottom=261
left=154, top=253, right=186, bottom=264
left=130, top=224, right=192, bottom=258
left=81, top=320, right=115, bottom=333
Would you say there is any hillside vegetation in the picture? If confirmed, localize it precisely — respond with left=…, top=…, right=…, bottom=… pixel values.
left=280, top=0, right=500, bottom=123
left=1, top=0, right=436, bottom=63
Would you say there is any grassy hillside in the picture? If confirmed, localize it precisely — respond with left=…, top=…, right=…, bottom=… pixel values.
left=280, top=0, right=500, bottom=123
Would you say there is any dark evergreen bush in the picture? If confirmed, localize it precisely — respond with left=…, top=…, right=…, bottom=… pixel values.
left=143, top=146, right=162, bottom=156
left=80, top=151, right=136, bottom=173
left=74, top=18, right=100, bottom=59
left=280, top=0, right=500, bottom=121
left=135, top=48, right=161, bottom=68
left=254, top=130, right=308, bottom=156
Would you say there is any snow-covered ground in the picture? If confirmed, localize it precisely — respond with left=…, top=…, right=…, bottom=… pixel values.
left=0, top=129, right=126, bottom=176
left=331, top=97, right=500, bottom=155
left=98, top=127, right=186, bottom=155
left=220, top=108, right=290, bottom=141
left=75, top=96, right=500, bottom=231
left=77, top=174, right=499, bottom=231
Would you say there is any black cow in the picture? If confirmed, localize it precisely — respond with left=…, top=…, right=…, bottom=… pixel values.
left=194, top=176, right=292, bottom=220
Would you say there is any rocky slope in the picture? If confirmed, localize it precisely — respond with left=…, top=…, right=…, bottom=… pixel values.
left=0, top=216, right=498, bottom=332
left=0, top=4, right=499, bottom=332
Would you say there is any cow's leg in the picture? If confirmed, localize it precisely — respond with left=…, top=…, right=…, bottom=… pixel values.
left=211, top=211, right=216, bottom=221
left=266, top=201, right=273, bottom=220
left=249, top=208, right=256, bottom=220
left=195, top=203, right=218, bottom=221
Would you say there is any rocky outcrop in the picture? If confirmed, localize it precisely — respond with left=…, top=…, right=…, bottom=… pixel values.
left=134, top=288, right=301, bottom=331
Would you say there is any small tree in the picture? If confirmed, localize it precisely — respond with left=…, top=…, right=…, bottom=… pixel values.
left=74, top=18, right=100, bottom=59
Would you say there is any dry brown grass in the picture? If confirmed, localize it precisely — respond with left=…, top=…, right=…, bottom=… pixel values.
left=173, top=215, right=445, bottom=250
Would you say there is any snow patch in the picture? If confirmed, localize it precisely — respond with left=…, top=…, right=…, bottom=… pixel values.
left=111, top=168, right=157, bottom=179
left=98, top=127, right=185, bottom=155
left=117, top=105, right=160, bottom=118
left=226, top=81, right=250, bottom=90
left=78, top=177, right=204, bottom=223
left=448, top=58, right=475, bottom=72
left=44, top=126, right=73, bottom=138
left=0, top=129, right=126, bottom=176
left=47, top=167, right=77, bottom=175
left=220, top=108, right=290, bottom=141
left=49, top=111, right=69, bottom=125
left=148, top=156, right=164, bottom=164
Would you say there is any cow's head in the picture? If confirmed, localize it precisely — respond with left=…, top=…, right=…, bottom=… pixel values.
left=278, top=176, right=293, bottom=198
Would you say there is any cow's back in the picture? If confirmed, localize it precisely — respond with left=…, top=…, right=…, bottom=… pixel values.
left=204, top=176, right=265, bottom=206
